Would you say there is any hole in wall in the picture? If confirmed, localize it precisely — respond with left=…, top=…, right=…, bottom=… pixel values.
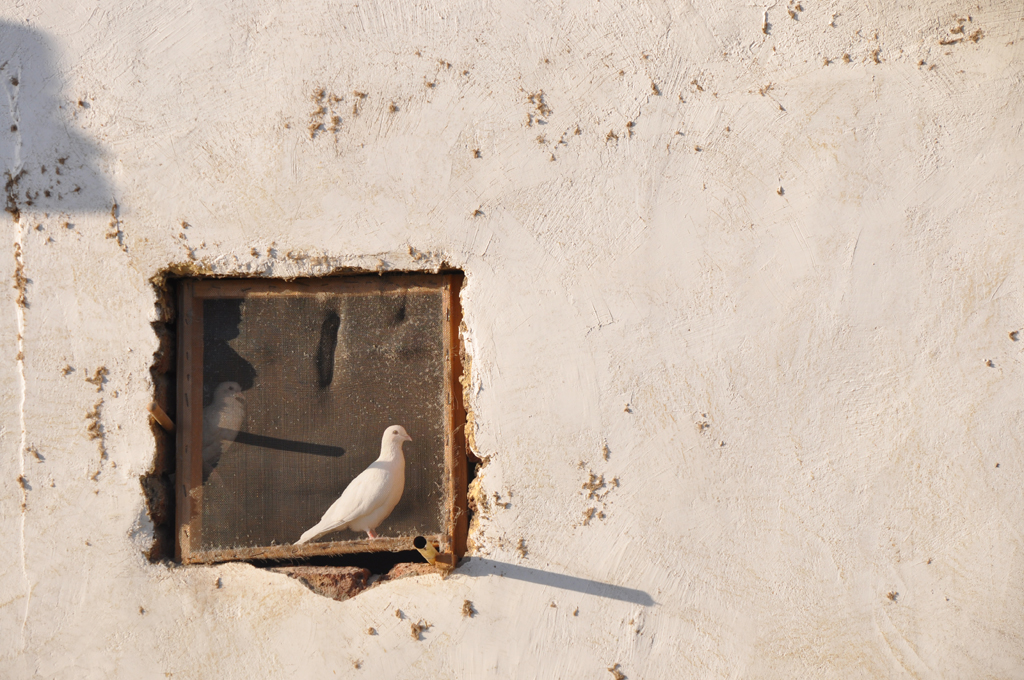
left=141, top=265, right=478, bottom=600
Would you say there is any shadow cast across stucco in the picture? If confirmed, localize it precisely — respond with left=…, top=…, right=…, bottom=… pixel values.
left=458, top=557, right=656, bottom=607
left=0, top=22, right=112, bottom=217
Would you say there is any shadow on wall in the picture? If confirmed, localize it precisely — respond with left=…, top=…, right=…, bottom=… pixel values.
left=0, top=22, right=112, bottom=219
left=461, top=558, right=656, bottom=607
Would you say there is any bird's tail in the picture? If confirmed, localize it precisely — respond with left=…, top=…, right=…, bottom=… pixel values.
left=295, top=526, right=322, bottom=545
left=296, top=521, right=343, bottom=545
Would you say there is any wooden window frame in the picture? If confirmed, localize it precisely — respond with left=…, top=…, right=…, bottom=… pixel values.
left=174, top=273, right=467, bottom=565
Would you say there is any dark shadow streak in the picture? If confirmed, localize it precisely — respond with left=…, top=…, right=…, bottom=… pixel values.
left=458, top=557, right=655, bottom=607
left=234, top=431, right=345, bottom=457
left=315, top=310, right=340, bottom=389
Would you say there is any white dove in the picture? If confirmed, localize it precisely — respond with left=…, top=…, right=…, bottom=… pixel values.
left=202, top=381, right=246, bottom=471
left=296, top=425, right=411, bottom=544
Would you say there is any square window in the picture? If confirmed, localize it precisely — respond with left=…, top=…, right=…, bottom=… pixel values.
left=174, top=273, right=467, bottom=564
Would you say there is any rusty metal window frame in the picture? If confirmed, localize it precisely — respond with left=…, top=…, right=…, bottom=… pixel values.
left=174, top=273, right=467, bottom=565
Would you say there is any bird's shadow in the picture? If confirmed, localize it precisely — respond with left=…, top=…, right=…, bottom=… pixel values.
left=203, top=299, right=258, bottom=402
left=1, top=22, right=113, bottom=215
left=457, top=557, right=656, bottom=607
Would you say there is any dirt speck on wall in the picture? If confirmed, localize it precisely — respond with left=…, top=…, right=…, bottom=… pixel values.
left=1, top=1, right=1024, bottom=679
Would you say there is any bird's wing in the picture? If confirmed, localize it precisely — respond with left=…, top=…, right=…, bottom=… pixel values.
left=219, top=397, right=245, bottom=437
left=296, top=464, right=397, bottom=544
left=318, top=464, right=394, bottom=529
left=201, top=401, right=221, bottom=449
left=202, top=396, right=245, bottom=464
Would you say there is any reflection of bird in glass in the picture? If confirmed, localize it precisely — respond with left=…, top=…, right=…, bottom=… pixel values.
left=202, top=381, right=246, bottom=473
left=296, top=425, right=411, bottom=544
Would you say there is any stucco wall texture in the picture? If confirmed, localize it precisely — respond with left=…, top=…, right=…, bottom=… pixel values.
left=2, top=1, right=1023, bottom=677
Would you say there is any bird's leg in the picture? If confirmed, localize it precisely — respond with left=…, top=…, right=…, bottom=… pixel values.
left=366, top=529, right=378, bottom=539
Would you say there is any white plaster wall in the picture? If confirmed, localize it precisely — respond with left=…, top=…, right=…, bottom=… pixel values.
left=2, top=1, right=1024, bottom=677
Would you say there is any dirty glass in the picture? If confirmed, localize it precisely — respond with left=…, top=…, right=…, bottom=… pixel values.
left=197, top=282, right=446, bottom=551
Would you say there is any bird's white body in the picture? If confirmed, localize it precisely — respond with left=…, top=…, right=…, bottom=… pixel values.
left=202, top=381, right=245, bottom=468
left=296, top=425, right=411, bottom=544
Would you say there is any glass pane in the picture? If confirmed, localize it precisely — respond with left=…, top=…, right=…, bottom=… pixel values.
left=198, top=282, right=446, bottom=551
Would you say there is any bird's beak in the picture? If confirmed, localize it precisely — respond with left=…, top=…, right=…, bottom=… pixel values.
left=405, top=434, right=413, bottom=442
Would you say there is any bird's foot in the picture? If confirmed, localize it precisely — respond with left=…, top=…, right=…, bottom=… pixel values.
left=366, top=529, right=378, bottom=539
